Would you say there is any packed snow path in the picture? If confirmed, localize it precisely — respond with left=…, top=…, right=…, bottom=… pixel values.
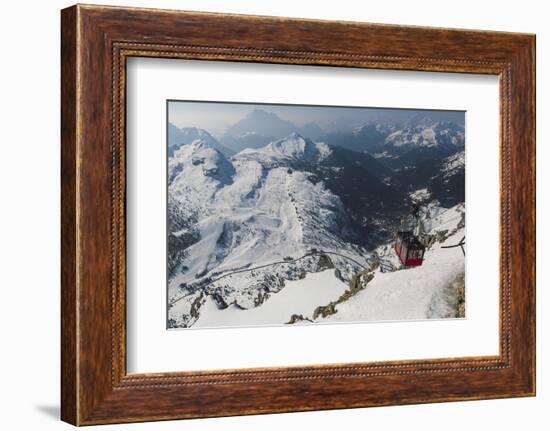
left=169, top=249, right=368, bottom=306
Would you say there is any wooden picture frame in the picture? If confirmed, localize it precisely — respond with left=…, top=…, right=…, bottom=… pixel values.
left=61, top=4, right=536, bottom=425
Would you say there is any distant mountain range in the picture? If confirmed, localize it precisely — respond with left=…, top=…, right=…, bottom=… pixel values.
left=170, top=108, right=464, bottom=158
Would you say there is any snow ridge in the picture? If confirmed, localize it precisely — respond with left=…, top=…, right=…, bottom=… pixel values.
left=235, top=132, right=332, bottom=165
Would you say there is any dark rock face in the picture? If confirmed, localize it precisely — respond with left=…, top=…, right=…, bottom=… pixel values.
left=287, top=314, right=314, bottom=324
left=316, top=253, right=335, bottom=271
left=312, top=271, right=375, bottom=320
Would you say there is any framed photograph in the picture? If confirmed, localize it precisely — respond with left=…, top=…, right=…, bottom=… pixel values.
left=61, top=4, right=536, bottom=425
left=165, top=100, right=466, bottom=330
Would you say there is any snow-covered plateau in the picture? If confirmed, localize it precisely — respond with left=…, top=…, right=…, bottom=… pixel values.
left=167, top=119, right=465, bottom=329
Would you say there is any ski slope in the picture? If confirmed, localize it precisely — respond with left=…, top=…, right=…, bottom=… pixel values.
left=321, top=205, right=465, bottom=322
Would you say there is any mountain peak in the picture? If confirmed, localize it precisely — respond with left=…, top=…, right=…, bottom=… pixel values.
left=268, top=133, right=314, bottom=158
left=189, top=137, right=214, bottom=150
left=383, top=121, right=464, bottom=150
left=168, top=124, right=234, bottom=157
left=172, top=137, right=220, bottom=160
left=223, top=109, right=297, bottom=145
left=287, top=131, right=304, bottom=139
left=250, top=108, right=273, bottom=117
left=170, top=138, right=235, bottom=185
left=234, top=133, right=331, bottom=164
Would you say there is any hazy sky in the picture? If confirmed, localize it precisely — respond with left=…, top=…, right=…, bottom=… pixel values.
left=168, top=100, right=465, bottom=137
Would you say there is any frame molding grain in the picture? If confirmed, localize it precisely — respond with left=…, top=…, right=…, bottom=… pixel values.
left=61, top=4, right=535, bottom=425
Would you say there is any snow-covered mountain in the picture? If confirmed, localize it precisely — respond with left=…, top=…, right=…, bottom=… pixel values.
left=168, top=134, right=377, bottom=328
left=372, top=121, right=464, bottom=171
left=311, top=119, right=464, bottom=175
left=383, top=121, right=464, bottom=149
left=235, top=132, right=332, bottom=165
left=235, top=133, right=403, bottom=243
left=168, top=125, right=234, bottom=156
left=441, top=150, right=465, bottom=180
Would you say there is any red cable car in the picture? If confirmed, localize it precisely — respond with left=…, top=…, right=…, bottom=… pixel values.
left=395, top=231, right=425, bottom=267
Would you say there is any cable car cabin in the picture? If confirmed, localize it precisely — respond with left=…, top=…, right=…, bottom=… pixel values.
left=395, top=231, right=425, bottom=267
